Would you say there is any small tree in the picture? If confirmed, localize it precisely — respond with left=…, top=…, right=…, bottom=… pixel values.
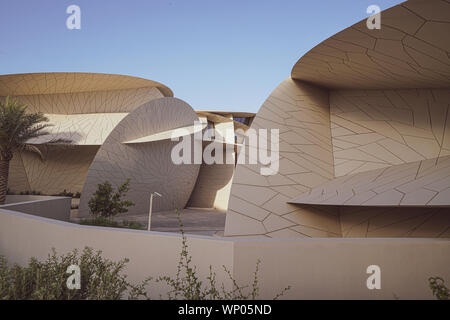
left=88, top=179, right=135, bottom=219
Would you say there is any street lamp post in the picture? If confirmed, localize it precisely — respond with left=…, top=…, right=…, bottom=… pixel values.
left=148, top=191, right=162, bottom=231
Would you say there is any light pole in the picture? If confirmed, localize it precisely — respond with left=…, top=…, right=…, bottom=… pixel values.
left=148, top=191, right=162, bottom=231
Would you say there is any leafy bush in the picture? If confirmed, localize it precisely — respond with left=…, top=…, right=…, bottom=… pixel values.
left=429, top=277, right=449, bottom=300
left=0, top=247, right=150, bottom=300
left=1, top=210, right=290, bottom=300
left=79, top=216, right=121, bottom=228
left=19, top=190, right=41, bottom=195
left=155, top=211, right=290, bottom=300
left=88, top=179, right=135, bottom=218
left=57, top=189, right=74, bottom=198
left=79, top=217, right=144, bottom=230
left=121, top=220, right=145, bottom=230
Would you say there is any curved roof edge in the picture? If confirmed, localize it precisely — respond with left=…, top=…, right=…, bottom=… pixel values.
left=291, top=0, right=450, bottom=89
left=0, top=72, right=173, bottom=97
left=289, top=155, right=450, bottom=207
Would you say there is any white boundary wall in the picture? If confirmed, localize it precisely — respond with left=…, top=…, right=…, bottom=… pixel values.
left=1, top=195, right=71, bottom=221
left=0, top=208, right=449, bottom=299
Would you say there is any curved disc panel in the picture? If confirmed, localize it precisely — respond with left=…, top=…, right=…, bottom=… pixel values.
left=78, top=97, right=201, bottom=217
left=291, top=0, right=450, bottom=89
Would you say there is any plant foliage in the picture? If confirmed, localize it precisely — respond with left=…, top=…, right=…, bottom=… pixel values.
left=88, top=179, right=135, bottom=218
left=429, top=276, right=449, bottom=300
left=0, top=247, right=150, bottom=300
left=155, top=211, right=291, bottom=300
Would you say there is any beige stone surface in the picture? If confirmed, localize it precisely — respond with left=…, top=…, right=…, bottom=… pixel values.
left=225, top=78, right=341, bottom=238
left=188, top=162, right=234, bottom=212
left=340, top=206, right=450, bottom=238
left=291, top=0, right=450, bottom=89
left=225, top=0, right=450, bottom=238
left=78, top=98, right=201, bottom=217
left=0, top=72, right=172, bottom=99
left=290, top=156, right=450, bottom=207
left=1, top=72, right=172, bottom=195
left=2, top=207, right=449, bottom=299
left=0, top=196, right=71, bottom=222
left=330, top=88, right=450, bottom=176
left=188, top=115, right=236, bottom=211
left=8, top=145, right=99, bottom=194
left=6, top=86, right=165, bottom=115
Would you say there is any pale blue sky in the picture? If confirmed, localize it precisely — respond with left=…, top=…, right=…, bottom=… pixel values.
left=0, top=0, right=403, bottom=112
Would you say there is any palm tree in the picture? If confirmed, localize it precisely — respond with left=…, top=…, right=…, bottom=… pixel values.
left=0, top=96, right=68, bottom=204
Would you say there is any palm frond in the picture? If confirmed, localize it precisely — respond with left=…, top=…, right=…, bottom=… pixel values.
left=22, top=144, right=45, bottom=161
left=0, top=97, right=72, bottom=157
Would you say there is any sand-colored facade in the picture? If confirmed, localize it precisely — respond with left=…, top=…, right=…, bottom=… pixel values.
left=0, top=0, right=449, bottom=300
left=0, top=73, right=254, bottom=214
left=224, top=0, right=450, bottom=238
left=0, top=0, right=448, bottom=237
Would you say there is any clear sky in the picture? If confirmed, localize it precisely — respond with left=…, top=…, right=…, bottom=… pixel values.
left=0, top=0, right=403, bottom=113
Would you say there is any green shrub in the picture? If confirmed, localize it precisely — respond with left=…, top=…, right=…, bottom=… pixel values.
left=121, top=220, right=145, bottom=230
left=0, top=247, right=150, bottom=300
left=18, top=190, right=41, bottom=195
left=155, top=211, right=290, bottom=300
left=88, top=179, right=134, bottom=218
left=79, top=216, right=120, bottom=228
left=1, top=210, right=290, bottom=300
left=56, top=189, right=74, bottom=198
left=79, top=217, right=144, bottom=230
left=429, top=277, right=449, bottom=300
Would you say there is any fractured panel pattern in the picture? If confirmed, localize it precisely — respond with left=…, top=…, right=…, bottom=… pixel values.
left=9, top=86, right=164, bottom=114
left=78, top=98, right=202, bottom=217
left=340, top=206, right=450, bottom=238
left=225, top=0, right=450, bottom=238
left=0, top=72, right=172, bottom=97
left=225, top=78, right=342, bottom=238
left=290, top=155, right=450, bottom=206
left=291, top=0, right=450, bottom=89
left=330, top=88, right=450, bottom=176
left=27, top=113, right=128, bottom=145
left=1, top=73, right=169, bottom=195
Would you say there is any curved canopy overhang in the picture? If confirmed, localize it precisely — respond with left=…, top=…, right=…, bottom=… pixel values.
left=26, top=113, right=128, bottom=146
left=0, top=72, right=173, bottom=97
left=291, top=0, right=450, bottom=89
left=123, top=123, right=207, bottom=144
left=289, top=155, right=450, bottom=207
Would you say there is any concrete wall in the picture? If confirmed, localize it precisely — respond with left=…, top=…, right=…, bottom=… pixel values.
left=233, top=237, right=450, bottom=299
left=1, top=208, right=448, bottom=299
left=0, top=196, right=71, bottom=221
left=0, top=209, right=234, bottom=298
